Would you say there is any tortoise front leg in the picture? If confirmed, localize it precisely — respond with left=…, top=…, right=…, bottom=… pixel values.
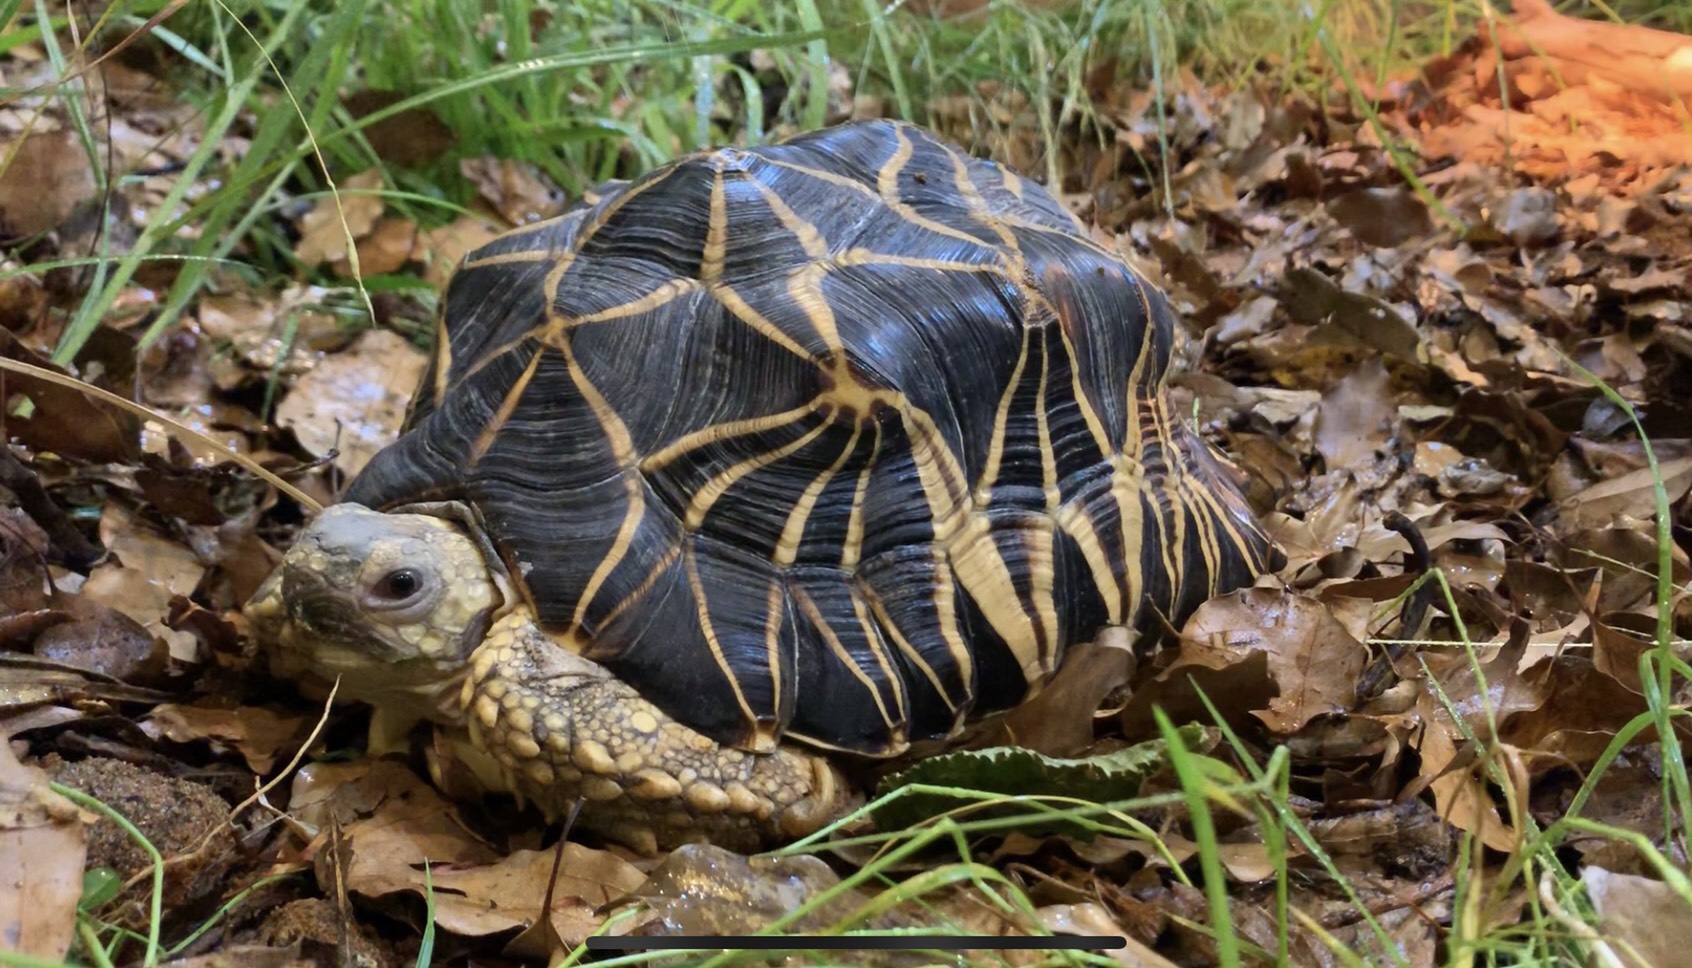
left=460, top=610, right=858, bottom=854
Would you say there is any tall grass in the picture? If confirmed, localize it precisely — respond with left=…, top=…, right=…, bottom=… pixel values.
left=5, top=0, right=1519, bottom=370
left=5, top=0, right=835, bottom=368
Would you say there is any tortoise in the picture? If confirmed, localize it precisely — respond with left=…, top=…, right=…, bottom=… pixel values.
left=245, top=119, right=1282, bottom=855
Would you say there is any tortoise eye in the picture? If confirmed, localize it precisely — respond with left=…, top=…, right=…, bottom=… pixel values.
left=370, top=568, right=423, bottom=603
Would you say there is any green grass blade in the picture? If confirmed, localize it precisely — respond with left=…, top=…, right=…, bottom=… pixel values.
left=51, top=0, right=315, bottom=365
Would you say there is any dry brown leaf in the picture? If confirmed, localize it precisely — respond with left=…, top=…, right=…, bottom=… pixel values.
left=1493, top=655, right=1654, bottom=767
left=1422, top=247, right=1494, bottom=297
left=1605, top=264, right=1687, bottom=296
left=1160, top=881, right=1340, bottom=968
left=1212, top=295, right=1279, bottom=345
left=293, top=169, right=386, bottom=267
left=1239, top=386, right=1321, bottom=428
left=320, top=764, right=500, bottom=907
left=608, top=843, right=903, bottom=941
left=1352, top=516, right=1509, bottom=563
left=1492, top=0, right=1692, bottom=102
left=1305, top=801, right=1453, bottom=879
left=987, top=626, right=1132, bottom=756
left=196, top=287, right=352, bottom=389
left=143, top=702, right=309, bottom=773
left=196, top=292, right=276, bottom=341
left=1422, top=627, right=1555, bottom=734
left=1495, top=187, right=1559, bottom=246
left=423, top=845, right=644, bottom=945
left=79, top=502, right=206, bottom=663
left=1581, top=867, right=1692, bottom=968
left=158, top=945, right=315, bottom=968
left=1325, top=186, right=1432, bottom=248
left=0, top=505, right=49, bottom=603
left=1592, top=615, right=1655, bottom=693
left=0, top=741, right=88, bottom=962
left=1124, top=589, right=1369, bottom=735
left=1035, top=903, right=1175, bottom=968
left=459, top=156, right=564, bottom=227
left=1313, top=357, right=1395, bottom=470
left=0, top=129, right=96, bottom=236
left=1411, top=683, right=1520, bottom=853
left=0, top=330, right=140, bottom=463
left=283, top=760, right=378, bottom=836
left=0, top=265, right=47, bottom=332
left=1119, top=649, right=1279, bottom=738
left=1558, top=756, right=1668, bottom=872
left=274, top=328, right=428, bottom=478
left=31, top=599, right=170, bottom=685
left=1557, top=456, right=1692, bottom=532
left=1158, top=833, right=1282, bottom=883
left=1280, top=267, right=1421, bottom=362
left=1412, top=628, right=1563, bottom=852
left=343, top=90, right=457, bottom=168
left=345, top=216, right=418, bottom=277
left=413, top=215, right=503, bottom=287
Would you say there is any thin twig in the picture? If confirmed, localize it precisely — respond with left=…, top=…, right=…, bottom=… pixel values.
left=116, top=678, right=339, bottom=898
left=0, top=357, right=322, bottom=511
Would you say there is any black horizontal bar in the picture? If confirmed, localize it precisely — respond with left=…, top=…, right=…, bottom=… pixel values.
left=585, top=935, right=1127, bottom=951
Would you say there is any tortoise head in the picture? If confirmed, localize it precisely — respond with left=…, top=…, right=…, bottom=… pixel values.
left=245, top=503, right=511, bottom=712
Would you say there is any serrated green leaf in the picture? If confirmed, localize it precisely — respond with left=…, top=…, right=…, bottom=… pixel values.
left=872, top=724, right=1218, bottom=838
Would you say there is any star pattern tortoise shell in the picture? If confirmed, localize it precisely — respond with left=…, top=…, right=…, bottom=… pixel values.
left=248, top=119, right=1283, bottom=853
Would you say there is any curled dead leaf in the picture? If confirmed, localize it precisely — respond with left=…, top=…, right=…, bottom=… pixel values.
left=1122, top=589, right=1369, bottom=736
left=143, top=702, right=309, bottom=774
left=986, top=626, right=1133, bottom=756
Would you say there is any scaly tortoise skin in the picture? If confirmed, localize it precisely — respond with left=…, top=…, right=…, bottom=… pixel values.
left=245, top=119, right=1282, bottom=854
